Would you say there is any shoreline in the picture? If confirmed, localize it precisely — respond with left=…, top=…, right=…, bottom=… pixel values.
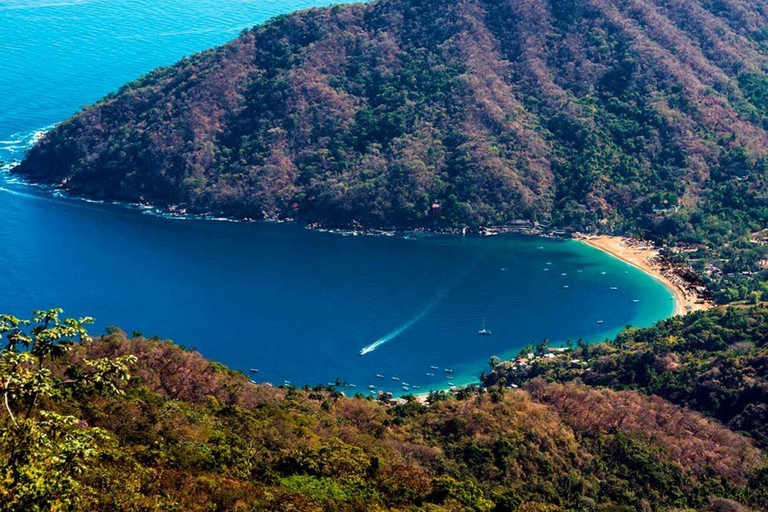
left=575, top=234, right=713, bottom=316
left=4, top=168, right=713, bottom=318
left=3, top=167, right=556, bottom=236
left=408, top=235, right=715, bottom=404
left=2, top=171, right=713, bottom=404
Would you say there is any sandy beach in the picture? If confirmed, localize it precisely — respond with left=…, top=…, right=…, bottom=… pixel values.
left=405, top=234, right=711, bottom=404
left=576, top=235, right=712, bottom=316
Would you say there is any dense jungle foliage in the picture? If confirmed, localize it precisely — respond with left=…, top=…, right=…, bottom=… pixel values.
left=1, top=308, right=767, bottom=511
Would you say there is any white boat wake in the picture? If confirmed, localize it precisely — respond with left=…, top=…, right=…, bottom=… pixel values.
left=359, top=251, right=485, bottom=356
left=359, top=295, right=443, bottom=355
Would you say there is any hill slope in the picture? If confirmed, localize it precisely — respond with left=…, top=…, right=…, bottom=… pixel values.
left=483, top=307, right=768, bottom=451
left=2, top=317, right=767, bottom=511
left=14, top=0, right=768, bottom=231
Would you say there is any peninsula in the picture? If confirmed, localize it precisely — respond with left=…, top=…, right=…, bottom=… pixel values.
left=14, top=0, right=768, bottom=304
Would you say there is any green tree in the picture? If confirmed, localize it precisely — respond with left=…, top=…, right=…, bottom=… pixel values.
left=0, top=309, right=136, bottom=511
left=517, top=345, right=533, bottom=359
left=430, top=475, right=493, bottom=511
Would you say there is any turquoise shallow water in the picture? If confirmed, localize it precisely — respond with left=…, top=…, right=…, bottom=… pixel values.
left=0, top=0, right=674, bottom=394
left=0, top=0, right=350, bottom=145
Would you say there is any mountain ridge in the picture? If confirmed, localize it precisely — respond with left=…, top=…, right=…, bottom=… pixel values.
left=14, top=0, right=768, bottom=233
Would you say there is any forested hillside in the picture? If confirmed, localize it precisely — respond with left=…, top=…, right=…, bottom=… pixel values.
left=9, top=2, right=768, bottom=509
left=483, top=307, right=768, bottom=453
left=14, top=0, right=768, bottom=237
left=1, top=309, right=767, bottom=511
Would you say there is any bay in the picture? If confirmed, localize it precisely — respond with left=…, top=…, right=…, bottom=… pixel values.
left=0, top=0, right=674, bottom=394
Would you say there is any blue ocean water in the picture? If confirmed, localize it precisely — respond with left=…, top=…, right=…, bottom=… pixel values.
left=0, top=0, right=674, bottom=394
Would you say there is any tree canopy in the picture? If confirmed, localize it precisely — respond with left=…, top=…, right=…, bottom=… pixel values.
left=1, top=308, right=766, bottom=511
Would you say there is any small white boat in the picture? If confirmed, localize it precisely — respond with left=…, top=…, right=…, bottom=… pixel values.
left=444, top=368, right=454, bottom=373
left=392, top=376, right=400, bottom=381
left=633, top=299, right=640, bottom=303
left=597, top=320, right=604, bottom=324
left=448, top=382, right=455, bottom=386
left=426, top=372, right=435, bottom=376
left=478, top=317, right=492, bottom=336
left=376, top=374, right=384, bottom=379
left=249, top=368, right=259, bottom=373
left=430, top=365, right=439, bottom=369
left=610, top=286, right=618, bottom=290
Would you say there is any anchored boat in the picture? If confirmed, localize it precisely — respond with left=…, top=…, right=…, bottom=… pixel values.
left=478, top=317, right=492, bottom=336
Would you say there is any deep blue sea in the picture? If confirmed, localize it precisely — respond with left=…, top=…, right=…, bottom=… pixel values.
left=0, top=0, right=674, bottom=394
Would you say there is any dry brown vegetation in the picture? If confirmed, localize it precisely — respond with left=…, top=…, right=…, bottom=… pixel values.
left=33, top=331, right=767, bottom=510
left=527, top=380, right=763, bottom=485
left=66, top=331, right=285, bottom=408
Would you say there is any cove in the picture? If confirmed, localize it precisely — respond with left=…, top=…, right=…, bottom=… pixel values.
left=0, top=173, right=674, bottom=393
left=0, top=0, right=673, bottom=394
